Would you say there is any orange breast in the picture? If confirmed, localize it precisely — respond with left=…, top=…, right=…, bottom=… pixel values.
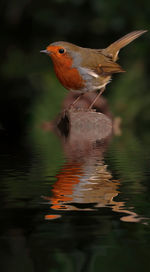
left=51, top=54, right=84, bottom=91
left=54, top=64, right=84, bottom=91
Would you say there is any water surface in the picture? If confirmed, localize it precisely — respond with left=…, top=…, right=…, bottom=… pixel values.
left=0, top=119, right=150, bottom=272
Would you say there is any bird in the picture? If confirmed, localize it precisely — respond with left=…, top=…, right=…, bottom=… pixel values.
left=41, top=30, right=147, bottom=110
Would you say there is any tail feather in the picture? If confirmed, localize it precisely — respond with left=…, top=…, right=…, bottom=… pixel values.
left=103, top=30, right=147, bottom=61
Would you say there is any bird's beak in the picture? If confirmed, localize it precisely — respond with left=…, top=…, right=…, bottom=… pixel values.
left=40, top=49, right=49, bottom=54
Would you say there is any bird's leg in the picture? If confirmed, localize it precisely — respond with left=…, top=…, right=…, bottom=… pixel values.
left=69, top=93, right=84, bottom=109
left=88, top=87, right=105, bottom=110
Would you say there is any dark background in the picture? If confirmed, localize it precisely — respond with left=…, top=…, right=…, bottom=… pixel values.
left=0, top=0, right=149, bottom=135
left=0, top=2, right=150, bottom=271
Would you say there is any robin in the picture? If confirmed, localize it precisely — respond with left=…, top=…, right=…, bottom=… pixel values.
left=41, top=30, right=147, bottom=109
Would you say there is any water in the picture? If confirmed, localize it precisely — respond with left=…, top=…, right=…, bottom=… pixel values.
left=0, top=115, right=150, bottom=272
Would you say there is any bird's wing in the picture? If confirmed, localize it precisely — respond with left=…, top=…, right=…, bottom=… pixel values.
left=81, top=50, right=125, bottom=76
left=95, top=60, right=125, bottom=75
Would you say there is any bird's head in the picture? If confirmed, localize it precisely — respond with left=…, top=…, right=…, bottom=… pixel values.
left=40, top=41, right=82, bottom=67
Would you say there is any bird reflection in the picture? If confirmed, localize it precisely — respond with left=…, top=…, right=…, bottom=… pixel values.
left=43, top=93, right=139, bottom=222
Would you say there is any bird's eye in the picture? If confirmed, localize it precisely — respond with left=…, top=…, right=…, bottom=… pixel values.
left=58, top=48, right=65, bottom=54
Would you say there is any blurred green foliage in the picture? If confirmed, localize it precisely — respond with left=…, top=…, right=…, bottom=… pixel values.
left=0, top=0, right=149, bottom=133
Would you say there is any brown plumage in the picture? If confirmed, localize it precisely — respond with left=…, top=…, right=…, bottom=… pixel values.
left=41, top=30, right=147, bottom=109
left=103, top=30, right=147, bottom=61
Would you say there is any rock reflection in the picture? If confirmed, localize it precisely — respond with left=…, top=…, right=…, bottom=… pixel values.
left=43, top=94, right=140, bottom=222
